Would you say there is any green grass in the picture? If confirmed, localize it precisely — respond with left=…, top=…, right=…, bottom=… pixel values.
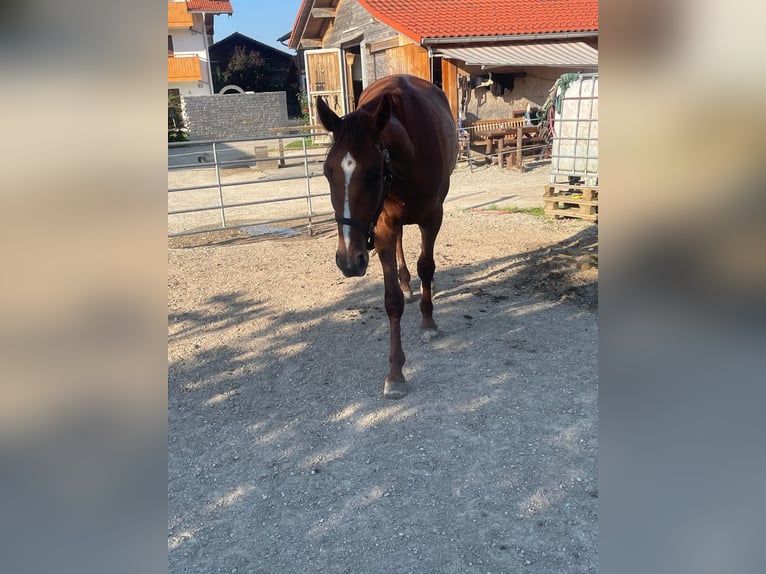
left=481, top=205, right=545, bottom=217
left=285, top=138, right=323, bottom=149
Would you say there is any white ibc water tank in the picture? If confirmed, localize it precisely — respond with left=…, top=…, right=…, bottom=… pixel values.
left=549, top=73, right=598, bottom=186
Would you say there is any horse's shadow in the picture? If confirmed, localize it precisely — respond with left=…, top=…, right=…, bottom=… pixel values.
left=168, top=222, right=598, bottom=572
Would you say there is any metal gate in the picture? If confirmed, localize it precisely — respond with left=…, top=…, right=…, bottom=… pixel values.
left=167, top=131, right=332, bottom=237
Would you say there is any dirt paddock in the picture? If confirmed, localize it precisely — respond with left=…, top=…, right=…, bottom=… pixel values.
left=168, top=162, right=598, bottom=573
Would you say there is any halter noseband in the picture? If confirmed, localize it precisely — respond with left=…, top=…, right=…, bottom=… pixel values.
left=335, top=142, right=394, bottom=251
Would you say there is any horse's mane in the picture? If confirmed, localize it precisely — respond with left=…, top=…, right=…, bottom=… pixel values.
left=329, top=106, right=381, bottom=156
left=329, top=93, right=418, bottom=166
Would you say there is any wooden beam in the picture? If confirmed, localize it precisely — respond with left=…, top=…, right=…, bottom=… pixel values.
left=311, top=8, right=336, bottom=18
left=368, top=37, right=399, bottom=54
left=300, top=39, right=323, bottom=48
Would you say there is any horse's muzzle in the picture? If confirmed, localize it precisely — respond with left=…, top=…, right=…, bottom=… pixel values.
left=336, top=250, right=369, bottom=277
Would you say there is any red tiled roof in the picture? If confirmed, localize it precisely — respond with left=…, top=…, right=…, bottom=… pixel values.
left=357, top=0, right=598, bottom=43
left=185, top=1, right=233, bottom=14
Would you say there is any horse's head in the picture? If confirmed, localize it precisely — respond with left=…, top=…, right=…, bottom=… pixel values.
left=316, top=95, right=392, bottom=277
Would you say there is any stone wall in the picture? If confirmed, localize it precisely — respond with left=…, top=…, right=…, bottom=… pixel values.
left=182, top=92, right=288, bottom=141
left=322, top=1, right=391, bottom=49
left=321, top=0, right=397, bottom=84
left=463, top=68, right=574, bottom=121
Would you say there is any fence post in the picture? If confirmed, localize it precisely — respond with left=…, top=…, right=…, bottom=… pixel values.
left=302, top=135, right=314, bottom=235
left=212, top=142, right=226, bottom=227
left=277, top=132, right=285, bottom=168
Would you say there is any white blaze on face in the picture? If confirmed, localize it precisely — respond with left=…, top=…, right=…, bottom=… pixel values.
left=340, top=152, right=357, bottom=251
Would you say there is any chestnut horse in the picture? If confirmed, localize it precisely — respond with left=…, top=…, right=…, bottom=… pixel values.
left=316, top=74, right=457, bottom=399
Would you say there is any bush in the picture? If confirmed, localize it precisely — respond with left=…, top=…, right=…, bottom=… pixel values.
left=296, top=92, right=310, bottom=126
left=168, top=130, right=188, bottom=143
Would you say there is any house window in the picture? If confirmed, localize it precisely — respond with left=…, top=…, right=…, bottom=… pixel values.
left=168, top=35, right=174, bottom=57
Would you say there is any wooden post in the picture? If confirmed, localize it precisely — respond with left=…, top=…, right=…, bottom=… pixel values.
left=515, top=126, right=523, bottom=171
left=277, top=134, right=285, bottom=168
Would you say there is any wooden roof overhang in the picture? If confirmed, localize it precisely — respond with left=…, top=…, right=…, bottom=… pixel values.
left=289, top=0, right=341, bottom=50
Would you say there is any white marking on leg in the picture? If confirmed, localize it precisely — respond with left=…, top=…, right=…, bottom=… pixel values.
left=340, top=152, right=356, bottom=251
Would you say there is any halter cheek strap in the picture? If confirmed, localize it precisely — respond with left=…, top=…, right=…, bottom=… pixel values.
left=335, top=216, right=377, bottom=250
left=334, top=143, right=394, bottom=251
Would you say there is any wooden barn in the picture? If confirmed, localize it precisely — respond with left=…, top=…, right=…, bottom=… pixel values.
left=209, top=32, right=302, bottom=116
left=287, top=0, right=598, bottom=126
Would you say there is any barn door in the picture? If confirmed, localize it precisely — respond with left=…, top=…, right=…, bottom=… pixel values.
left=345, top=52, right=357, bottom=112
left=385, top=44, right=430, bottom=80
left=305, top=49, right=346, bottom=129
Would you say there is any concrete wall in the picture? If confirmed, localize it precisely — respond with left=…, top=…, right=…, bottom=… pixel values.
left=182, top=92, right=288, bottom=141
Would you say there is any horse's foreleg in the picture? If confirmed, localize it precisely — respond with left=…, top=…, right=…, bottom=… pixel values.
left=418, top=213, right=443, bottom=333
left=395, top=228, right=413, bottom=300
left=377, top=236, right=407, bottom=399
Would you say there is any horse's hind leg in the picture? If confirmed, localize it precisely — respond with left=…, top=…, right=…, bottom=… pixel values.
left=395, top=228, right=413, bottom=300
left=417, top=211, right=443, bottom=334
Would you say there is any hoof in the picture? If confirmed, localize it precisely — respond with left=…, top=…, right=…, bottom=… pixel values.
left=420, top=329, right=439, bottom=342
left=383, top=379, right=408, bottom=399
left=402, top=288, right=414, bottom=302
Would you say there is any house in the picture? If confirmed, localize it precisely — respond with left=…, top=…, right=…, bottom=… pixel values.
left=167, top=0, right=234, bottom=99
left=208, top=32, right=302, bottom=116
left=287, top=0, right=597, bottom=124
left=168, top=2, right=292, bottom=140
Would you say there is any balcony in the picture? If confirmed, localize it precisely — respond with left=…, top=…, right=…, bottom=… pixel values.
left=168, top=2, right=193, bottom=28
left=168, top=55, right=202, bottom=82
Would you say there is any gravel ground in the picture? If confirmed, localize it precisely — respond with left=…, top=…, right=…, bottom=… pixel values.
left=168, top=160, right=598, bottom=573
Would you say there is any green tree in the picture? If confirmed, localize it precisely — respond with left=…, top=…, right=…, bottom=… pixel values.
left=216, top=45, right=281, bottom=93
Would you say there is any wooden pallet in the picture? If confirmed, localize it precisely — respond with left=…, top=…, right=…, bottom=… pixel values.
left=543, top=184, right=598, bottom=222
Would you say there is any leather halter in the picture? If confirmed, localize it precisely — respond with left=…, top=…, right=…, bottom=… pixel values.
left=335, top=142, right=394, bottom=251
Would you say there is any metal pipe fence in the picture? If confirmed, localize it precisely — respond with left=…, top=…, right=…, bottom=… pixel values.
left=167, top=126, right=550, bottom=237
left=167, top=131, right=333, bottom=237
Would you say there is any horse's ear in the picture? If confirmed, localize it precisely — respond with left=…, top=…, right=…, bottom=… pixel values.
left=316, top=96, right=341, bottom=133
left=374, top=94, right=392, bottom=134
